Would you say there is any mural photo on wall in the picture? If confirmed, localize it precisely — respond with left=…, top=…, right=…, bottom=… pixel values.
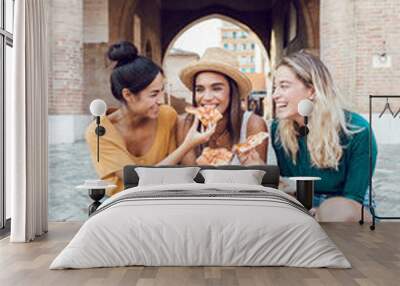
left=83, top=39, right=378, bottom=224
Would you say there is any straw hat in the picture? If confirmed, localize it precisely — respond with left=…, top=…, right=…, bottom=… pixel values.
left=179, top=47, right=252, bottom=99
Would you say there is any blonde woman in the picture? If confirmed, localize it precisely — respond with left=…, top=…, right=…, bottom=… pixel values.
left=271, top=51, right=377, bottom=222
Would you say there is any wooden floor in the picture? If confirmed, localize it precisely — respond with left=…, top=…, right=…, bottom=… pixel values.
left=0, top=222, right=399, bottom=286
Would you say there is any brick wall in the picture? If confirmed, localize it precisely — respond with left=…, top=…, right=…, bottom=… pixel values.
left=49, top=0, right=163, bottom=116
left=354, top=0, right=400, bottom=112
left=84, top=0, right=108, bottom=43
left=320, top=0, right=356, bottom=109
left=83, top=43, right=119, bottom=112
left=48, top=0, right=84, bottom=115
left=49, top=0, right=400, bottom=116
left=82, top=0, right=120, bottom=113
left=80, top=0, right=163, bottom=115
left=321, top=0, right=400, bottom=113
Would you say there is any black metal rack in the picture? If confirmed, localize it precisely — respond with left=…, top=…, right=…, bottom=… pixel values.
left=359, top=95, right=400, bottom=230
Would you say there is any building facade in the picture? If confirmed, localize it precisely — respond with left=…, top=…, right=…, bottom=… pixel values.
left=47, top=0, right=400, bottom=143
left=220, top=22, right=258, bottom=74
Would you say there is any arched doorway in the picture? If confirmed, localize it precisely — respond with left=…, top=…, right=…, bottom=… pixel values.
left=163, top=15, right=273, bottom=118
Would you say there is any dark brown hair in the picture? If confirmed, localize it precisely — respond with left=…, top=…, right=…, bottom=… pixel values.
left=185, top=71, right=243, bottom=153
left=107, top=41, right=163, bottom=102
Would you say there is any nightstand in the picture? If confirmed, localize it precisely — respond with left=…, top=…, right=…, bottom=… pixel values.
left=76, top=180, right=116, bottom=216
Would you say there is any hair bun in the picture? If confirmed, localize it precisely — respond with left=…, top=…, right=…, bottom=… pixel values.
left=107, top=41, right=138, bottom=65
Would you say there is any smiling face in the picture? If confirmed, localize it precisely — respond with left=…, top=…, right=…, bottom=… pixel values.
left=194, top=72, right=230, bottom=115
left=123, top=72, right=165, bottom=119
left=272, top=65, right=314, bottom=122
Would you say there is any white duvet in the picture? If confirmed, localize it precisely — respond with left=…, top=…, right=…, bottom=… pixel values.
left=50, top=183, right=351, bottom=269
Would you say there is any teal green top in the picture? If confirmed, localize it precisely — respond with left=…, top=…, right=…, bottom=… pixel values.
left=271, top=111, right=378, bottom=204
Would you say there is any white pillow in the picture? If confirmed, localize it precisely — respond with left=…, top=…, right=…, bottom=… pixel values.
left=136, top=167, right=200, bottom=186
left=200, top=169, right=266, bottom=185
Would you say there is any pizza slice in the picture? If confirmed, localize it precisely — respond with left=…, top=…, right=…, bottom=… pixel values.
left=196, top=147, right=233, bottom=166
left=185, top=106, right=223, bottom=127
left=232, top=131, right=269, bottom=154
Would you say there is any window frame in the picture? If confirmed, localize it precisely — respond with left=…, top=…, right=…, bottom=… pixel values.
left=1, top=0, right=14, bottom=233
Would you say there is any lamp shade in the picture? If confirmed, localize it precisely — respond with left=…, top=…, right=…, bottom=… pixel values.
left=90, top=99, right=107, bottom=116
left=298, top=99, right=314, bottom=117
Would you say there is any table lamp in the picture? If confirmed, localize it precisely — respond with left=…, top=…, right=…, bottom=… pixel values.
left=89, top=99, right=107, bottom=162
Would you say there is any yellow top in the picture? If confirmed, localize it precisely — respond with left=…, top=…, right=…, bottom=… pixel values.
left=85, top=105, right=177, bottom=196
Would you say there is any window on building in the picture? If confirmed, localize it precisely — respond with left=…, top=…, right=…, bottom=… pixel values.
left=242, top=43, right=246, bottom=50
left=223, top=43, right=228, bottom=49
left=250, top=67, right=255, bottom=73
left=232, top=31, right=237, bottom=39
left=251, top=43, right=255, bottom=50
left=233, top=43, right=237, bottom=51
left=1, top=0, right=15, bottom=231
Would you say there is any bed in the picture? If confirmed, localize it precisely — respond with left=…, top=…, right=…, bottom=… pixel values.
left=50, top=165, right=350, bottom=269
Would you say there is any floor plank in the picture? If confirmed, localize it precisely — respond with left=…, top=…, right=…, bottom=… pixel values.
left=0, top=222, right=399, bottom=286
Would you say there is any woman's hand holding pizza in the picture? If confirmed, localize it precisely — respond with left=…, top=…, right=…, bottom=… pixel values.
left=184, top=116, right=216, bottom=148
left=233, top=132, right=268, bottom=165
left=236, top=148, right=264, bottom=165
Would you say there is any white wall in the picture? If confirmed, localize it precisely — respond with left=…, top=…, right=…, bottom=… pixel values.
left=49, top=115, right=93, bottom=144
left=362, top=114, right=400, bottom=145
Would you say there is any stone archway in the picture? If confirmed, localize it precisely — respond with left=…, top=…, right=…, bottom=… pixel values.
left=162, top=14, right=273, bottom=117
left=298, top=0, right=320, bottom=55
left=109, top=0, right=139, bottom=43
left=163, top=13, right=270, bottom=64
left=108, top=0, right=319, bottom=65
left=145, top=40, right=153, bottom=59
left=161, top=5, right=272, bottom=60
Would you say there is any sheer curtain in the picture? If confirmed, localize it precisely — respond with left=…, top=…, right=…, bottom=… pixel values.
left=8, top=0, right=48, bottom=242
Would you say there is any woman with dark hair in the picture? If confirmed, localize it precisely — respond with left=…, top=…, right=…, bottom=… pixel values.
left=85, top=41, right=215, bottom=196
left=177, top=47, right=268, bottom=165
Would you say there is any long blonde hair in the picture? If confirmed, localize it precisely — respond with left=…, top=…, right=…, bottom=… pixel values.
left=275, top=51, right=356, bottom=170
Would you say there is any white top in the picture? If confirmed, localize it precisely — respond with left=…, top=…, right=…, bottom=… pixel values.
left=231, top=111, right=253, bottom=165
left=289, top=176, right=321, bottom=181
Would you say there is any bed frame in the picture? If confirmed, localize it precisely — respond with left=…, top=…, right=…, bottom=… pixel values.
left=123, top=165, right=280, bottom=189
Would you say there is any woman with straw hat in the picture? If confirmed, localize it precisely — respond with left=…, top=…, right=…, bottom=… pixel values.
left=177, top=47, right=268, bottom=165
